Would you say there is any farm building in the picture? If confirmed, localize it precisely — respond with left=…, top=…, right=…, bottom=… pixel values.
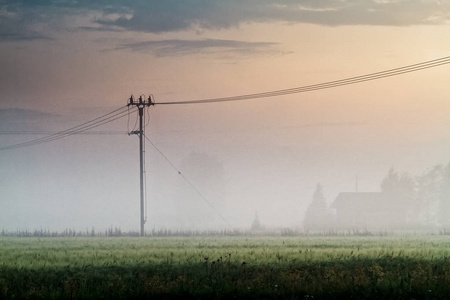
left=330, top=192, right=411, bottom=230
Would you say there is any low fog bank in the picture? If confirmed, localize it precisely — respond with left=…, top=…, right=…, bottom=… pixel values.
left=1, top=107, right=449, bottom=233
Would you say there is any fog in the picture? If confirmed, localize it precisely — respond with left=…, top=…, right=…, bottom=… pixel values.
left=1, top=1, right=450, bottom=234
left=1, top=98, right=449, bottom=233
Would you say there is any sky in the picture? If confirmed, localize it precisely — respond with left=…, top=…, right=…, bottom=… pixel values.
left=1, top=0, right=450, bottom=232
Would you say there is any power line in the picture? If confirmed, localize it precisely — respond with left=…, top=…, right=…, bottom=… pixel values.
left=156, top=55, right=450, bottom=105
left=0, top=131, right=127, bottom=135
left=2, top=55, right=448, bottom=150
left=0, top=106, right=136, bottom=151
left=0, top=107, right=132, bottom=150
left=143, top=133, right=234, bottom=230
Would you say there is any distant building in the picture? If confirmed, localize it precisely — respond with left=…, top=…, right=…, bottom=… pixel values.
left=330, top=192, right=411, bottom=229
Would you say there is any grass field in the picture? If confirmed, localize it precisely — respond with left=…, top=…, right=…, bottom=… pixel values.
left=1, top=235, right=450, bottom=299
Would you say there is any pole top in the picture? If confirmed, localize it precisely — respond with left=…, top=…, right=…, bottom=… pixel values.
left=127, top=94, right=154, bottom=107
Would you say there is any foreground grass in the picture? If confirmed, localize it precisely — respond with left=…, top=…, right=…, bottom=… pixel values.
left=1, top=236, right=450, bottom=299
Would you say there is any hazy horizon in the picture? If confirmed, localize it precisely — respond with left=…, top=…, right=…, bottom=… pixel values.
left=1, top=1, right=449, bottom=232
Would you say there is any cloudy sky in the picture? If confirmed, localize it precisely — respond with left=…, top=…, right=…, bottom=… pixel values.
left=1, top=0, right=450, bottom=231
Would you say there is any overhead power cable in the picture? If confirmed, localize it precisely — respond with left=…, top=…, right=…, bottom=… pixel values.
left=156, top=56, right=450, bottom=105
left=143, top=133, right=234, bottom=230
left=0, top=106, right=136, bottom=151
left=0, top=131, right=127, bottom=135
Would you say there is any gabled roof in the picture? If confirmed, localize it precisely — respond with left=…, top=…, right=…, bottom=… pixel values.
left=330, top=192, right=410, bottom=211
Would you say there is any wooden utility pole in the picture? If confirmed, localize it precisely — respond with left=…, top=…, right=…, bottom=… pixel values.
left=128, top=95, right=154, bottom=236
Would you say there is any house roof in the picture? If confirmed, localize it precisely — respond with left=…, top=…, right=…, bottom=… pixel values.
left=330, top=192, right=410, bottom=211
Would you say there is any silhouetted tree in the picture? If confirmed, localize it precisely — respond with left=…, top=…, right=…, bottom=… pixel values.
left=380, top=167, right=415, bottom=198
left=380, top=167, right=416, bottom=224
left=250, top=211, right=264, bottom=232
left=379, top=164, right=450, bottom=228
left=303, top=183, right=329, bottom=231
left=380, top=167, right=400, bottom=193
left=416, top=165, right=444, bottom=226
left=438, top=164, right=450, bottom=227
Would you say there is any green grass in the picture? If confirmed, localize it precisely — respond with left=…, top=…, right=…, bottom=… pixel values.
left=1, top=235, right=450, bottom=299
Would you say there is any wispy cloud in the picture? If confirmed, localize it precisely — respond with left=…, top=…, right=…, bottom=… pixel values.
left=110, top=39, right=278, bottom=57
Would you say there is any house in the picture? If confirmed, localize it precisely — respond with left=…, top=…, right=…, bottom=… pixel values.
left=330, top=192, right=411, bottom=229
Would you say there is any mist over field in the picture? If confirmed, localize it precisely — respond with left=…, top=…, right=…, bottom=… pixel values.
left=1, top=1, right=450, bottom=233
left=1, top=105, right=449, bottom=233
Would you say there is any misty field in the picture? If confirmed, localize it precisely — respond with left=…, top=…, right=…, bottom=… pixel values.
left=1, top=236, right=450, bottom=299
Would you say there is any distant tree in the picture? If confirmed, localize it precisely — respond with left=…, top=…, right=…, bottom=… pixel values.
left=379, top=164, right=449, bottom=228
left=416, top=165, right=444, bottom=227
left=380, top=167, right=415, bottom=224
left=438, top=164, right=450, bottom=228
left=380, top=167, right=415, bottom=198
left=303, top=183, right=330, bottom=231
left=250, top=211, right=264, bottom=232
left=380, top=167, right=400, bottom=193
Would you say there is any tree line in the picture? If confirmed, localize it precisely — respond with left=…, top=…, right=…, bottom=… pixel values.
left=303, top=163, right=450, bottom=231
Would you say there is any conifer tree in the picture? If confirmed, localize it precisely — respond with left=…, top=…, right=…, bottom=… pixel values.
left=303, top=183, right=329, bottom=231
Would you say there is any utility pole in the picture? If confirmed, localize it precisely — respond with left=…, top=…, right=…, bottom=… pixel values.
left=128, top=95, right=154, bottom=236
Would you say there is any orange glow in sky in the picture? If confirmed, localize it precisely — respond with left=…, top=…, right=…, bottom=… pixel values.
left=1, top=1, right=449, bottom=230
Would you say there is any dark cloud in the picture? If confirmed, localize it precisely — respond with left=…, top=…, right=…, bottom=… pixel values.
left=111, top=39, right=277, bottom=57
left=0, top=8, right=50, bottom=40
left=0, top=1, right=69, bottom=41
left=1, top=0, right=449, bottom=40
left=0, top=108, right=58, bottom=120
left=93, top=0, right=450, bottom=32
left=0, top=108, right=64, bottom=131
left=77, top=26, right=124, bottom=33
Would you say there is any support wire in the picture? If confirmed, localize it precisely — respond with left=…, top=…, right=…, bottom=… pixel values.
left=143, top=133, right=234, bottom=230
